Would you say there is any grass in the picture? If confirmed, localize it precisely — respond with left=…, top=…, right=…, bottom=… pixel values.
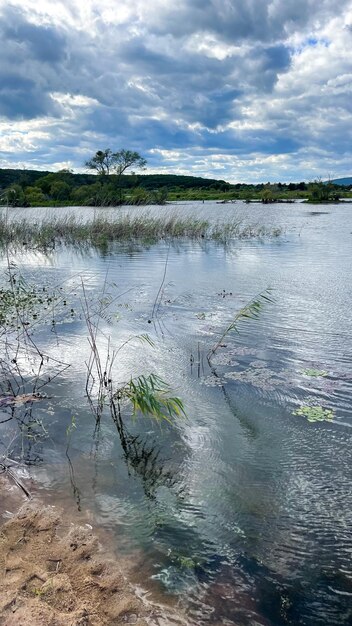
left=0, top=214, right=282, bottom=249
left=208, top=288, right=274, bottom=358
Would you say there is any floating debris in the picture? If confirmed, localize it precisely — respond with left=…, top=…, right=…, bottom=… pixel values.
left=216, top=290, right=233, bottom=298
left=0, top=393, right=44, bottom=407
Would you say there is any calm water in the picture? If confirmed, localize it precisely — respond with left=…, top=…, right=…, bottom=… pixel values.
left=0, top=201, right=351, bottom=625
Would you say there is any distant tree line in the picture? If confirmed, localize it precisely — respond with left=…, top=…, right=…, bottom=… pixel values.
left=0, top=150, right=350, bottom=207
left=0, top=145, right=235, bottom=207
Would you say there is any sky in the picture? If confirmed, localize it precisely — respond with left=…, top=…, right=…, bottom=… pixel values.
left=0, top=0, right=352, bottom=183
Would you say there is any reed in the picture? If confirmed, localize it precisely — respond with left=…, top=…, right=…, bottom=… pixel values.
left=0, top=214, right=282, bottom=249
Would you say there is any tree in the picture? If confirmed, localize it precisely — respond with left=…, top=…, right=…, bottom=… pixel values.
left=4, top=184, right=26, bottom=207
left=113, top=150, right=147, bottom=203
left=307, top=178, right=340, bottom=203
left=85, top=149, right=115, bottom=176
left=49, top=181, right=71, bottom=200
left=85, top=148, right=147, bottom=178
left=25, top=186, right=46, bottom=206
left=85, top=148, right=147, bottom=205
left=35, top=173, right=70, bottom=194
left=112, top=150, right=147, bottom=178
left=261, top=186, right=275, bottom=203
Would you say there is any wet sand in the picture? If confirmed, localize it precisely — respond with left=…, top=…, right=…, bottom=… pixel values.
left=0, top=477, right=185, bottom=626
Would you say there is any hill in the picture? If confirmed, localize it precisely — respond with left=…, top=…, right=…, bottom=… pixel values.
left=330, top=177, right=352, bottom=186
left=0, top=169, right=231, bottom=192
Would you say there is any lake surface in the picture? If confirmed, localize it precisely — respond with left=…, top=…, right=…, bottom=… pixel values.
left=0, top=201, right=351, bottom=625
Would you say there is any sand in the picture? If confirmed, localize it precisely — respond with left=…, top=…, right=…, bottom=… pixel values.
left=0, top=467, right=183, bottom=626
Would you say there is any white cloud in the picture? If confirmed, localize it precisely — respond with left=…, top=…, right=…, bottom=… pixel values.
left=0, top=0, right=351, bottom=181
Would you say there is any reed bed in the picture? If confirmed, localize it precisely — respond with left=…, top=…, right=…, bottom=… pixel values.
left=0, top=213, right=281, bottom=249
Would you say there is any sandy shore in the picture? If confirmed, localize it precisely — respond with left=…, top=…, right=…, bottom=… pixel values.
left=0, top=478, right=185, bottom=626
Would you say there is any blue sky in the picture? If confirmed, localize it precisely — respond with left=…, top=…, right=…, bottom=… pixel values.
left=0, top=0, right=352, bottom=182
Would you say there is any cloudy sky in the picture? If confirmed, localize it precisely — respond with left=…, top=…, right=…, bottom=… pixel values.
left=0, top=0, right=352, bottom=182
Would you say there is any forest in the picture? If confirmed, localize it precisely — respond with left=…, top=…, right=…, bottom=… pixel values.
left=1, top=166, right=350, bottom=206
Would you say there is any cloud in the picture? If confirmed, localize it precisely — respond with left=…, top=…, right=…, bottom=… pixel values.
left=0, top=5, right=67, bottom=119
left=0, top=72, right=62, bottom=119
left=0, top=0, right=351, bottom=181
left=135, top=0, right=351, bottom=43
left=4, top=6, right=67, bottom=63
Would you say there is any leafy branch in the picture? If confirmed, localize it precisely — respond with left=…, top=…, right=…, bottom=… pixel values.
left=117, top=374, right=186, bottom=424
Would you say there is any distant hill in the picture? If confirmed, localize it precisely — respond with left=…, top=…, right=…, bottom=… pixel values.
left=330, top=177, right=352, bottom=186
left=0, top=168, right=231, bottom=191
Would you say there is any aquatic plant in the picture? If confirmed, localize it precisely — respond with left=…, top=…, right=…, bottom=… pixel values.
left=208, top=289, right=274, bottom=358
left=293, top=405, right=335, bottom=423
left=81, top=285, right=186, bottom=499
left=301, top=368, right=328, bottom=378
left=0, top=214, right=282, bottom=250
left=81, top=277, right=185, bottom=431
left=224, top=367, right=282, bottom=391
left=209, top=352, right=240, bottom=366
left=199, top=374, right=226, bottom=387
left=0, top=250, right=72, bottom=478
left=0, top=212, right=186, bottom=503
left=249, top=360, right=267, bottom=368
left=211, top=347, right=258, bottom=365
left=120, top=374, right=186, bottom=424
left=174, top=555, right=201, bottom=569
left=0, top=278, right=62, bottom=328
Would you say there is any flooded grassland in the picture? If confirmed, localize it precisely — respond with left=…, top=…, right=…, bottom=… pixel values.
left=0, top=202, right=351, bottom=626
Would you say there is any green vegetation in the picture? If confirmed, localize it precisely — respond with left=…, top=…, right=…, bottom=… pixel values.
left=174, top=554, right=201, bottom=569
left=293, top=405, right=335, bottom=423
left=84, top=148, right=148, bottom=204
left=85, top=148, right=147, bottom=177
left=209, top=289, right=274, bottom=357
left=301, top=368, right=328, bottom=377
left=306, top=179, right=341, bottom=203
left=0, top=155, right=232, bottom=207
left=0, top=214, right=282, bottom=250
left=121, top=374, right=186, bottom=424
left=0, top=278, right=61, bottom=328
left=1, top=165, right=351, bottom=207
left=0, top=256, right=186, bottom=488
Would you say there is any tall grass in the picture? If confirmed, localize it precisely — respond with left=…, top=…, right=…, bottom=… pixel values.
left=0, top=214, right=281, bottom=249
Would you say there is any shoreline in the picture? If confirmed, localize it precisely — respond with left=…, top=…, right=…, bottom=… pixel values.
left=0, top=476, right=187, bottom=626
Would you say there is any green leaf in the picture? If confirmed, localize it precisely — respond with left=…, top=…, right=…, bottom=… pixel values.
left=301, top=368, right=328, bottom=378
left=293, top=405, right=334, bottom=423
left=121, top=374, right=186, bottom=423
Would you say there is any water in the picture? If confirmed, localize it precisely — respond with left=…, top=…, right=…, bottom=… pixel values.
left=0, top=201, right=351, bottom=625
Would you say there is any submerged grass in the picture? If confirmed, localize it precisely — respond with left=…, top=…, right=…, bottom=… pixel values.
left=0, top=213, right=281, bottom=249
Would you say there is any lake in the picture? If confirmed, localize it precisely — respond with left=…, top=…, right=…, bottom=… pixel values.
left=0, top=201, right=351, bottom=625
